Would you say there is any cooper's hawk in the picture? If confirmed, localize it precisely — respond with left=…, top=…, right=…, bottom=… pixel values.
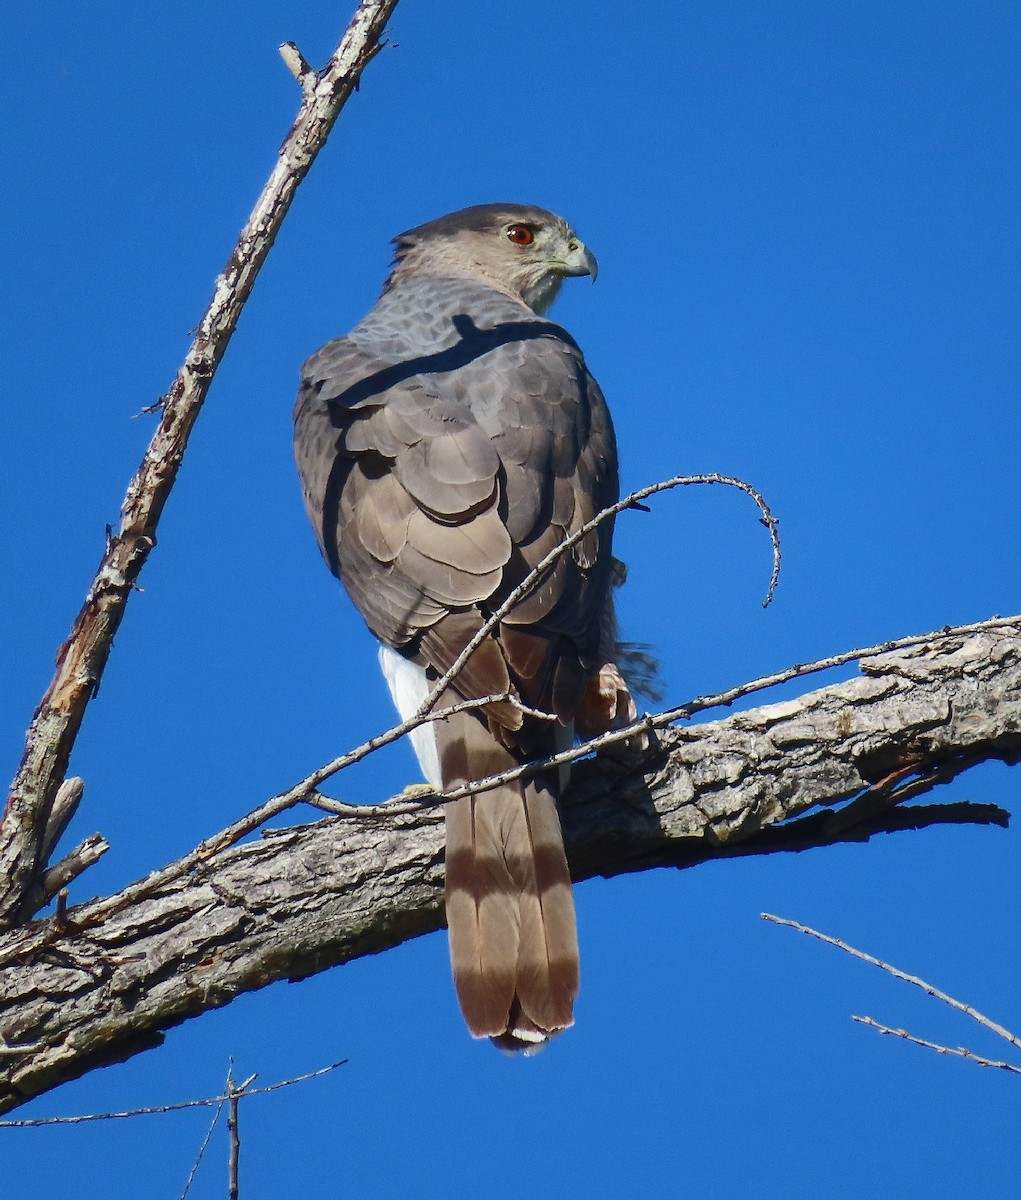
left=294, top=204, right=635, bottom=1051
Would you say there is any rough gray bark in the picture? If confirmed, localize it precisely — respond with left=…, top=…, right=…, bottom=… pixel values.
left=1, top=625, right=1017, bottom=1114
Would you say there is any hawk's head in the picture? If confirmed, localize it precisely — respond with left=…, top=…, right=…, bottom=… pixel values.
left=388, top=203, right=597, bottom=314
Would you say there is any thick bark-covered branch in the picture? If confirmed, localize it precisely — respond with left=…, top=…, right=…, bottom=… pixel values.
left=1, top=625, right=1017, bottom=1114
left=0, top=0, right=400, bottom=928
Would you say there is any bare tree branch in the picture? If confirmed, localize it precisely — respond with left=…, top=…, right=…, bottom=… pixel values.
left=0, top=1059, right=347, bottom=1127
left=851, top=1017, right=1021, bottom=1076
left=0, top=0, right=401, bottom=929
left=761, top=911, right=1021, bottom=1052
left=181, top=1099, right=225, bottom=1200
left=763, top=913, right=1021, bottom=1075
left=1, top=623, right=1017, bottom=1114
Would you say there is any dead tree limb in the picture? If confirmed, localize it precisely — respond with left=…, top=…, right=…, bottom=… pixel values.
left=0, top=0, right=401, bottom=929
left=1, top=623, right=1017, bottom=1114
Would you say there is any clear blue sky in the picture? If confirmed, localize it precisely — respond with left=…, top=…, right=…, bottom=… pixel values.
left=4, top=1, right=1021, bottom=1196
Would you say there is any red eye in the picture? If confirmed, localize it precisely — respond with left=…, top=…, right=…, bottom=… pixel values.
left=506, top=224, right=535, bottom=246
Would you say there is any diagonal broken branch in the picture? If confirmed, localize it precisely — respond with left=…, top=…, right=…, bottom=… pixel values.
left=0, top=0, right=402, bottom=929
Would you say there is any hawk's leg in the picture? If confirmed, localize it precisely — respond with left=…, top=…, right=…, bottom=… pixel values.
left=575, top=662, right=645, bottom=748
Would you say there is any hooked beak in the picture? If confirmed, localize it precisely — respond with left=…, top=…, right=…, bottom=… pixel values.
left=559, top=237, right=599, bottom=282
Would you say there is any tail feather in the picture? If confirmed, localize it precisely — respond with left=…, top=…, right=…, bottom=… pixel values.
left=445, top=787, right=520, bottom=1036
left=509, top=785, right=578, bottom=1034
left=440, top=709, right=578, bottom=1050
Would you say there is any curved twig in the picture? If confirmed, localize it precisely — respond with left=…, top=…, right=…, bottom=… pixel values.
left=414, top=472, right=781, bottom=727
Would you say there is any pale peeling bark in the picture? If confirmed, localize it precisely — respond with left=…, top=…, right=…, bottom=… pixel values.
left=1, top=626, right=1017, bottom=1114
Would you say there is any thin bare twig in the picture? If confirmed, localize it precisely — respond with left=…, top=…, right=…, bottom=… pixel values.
left=0, top=0, right=401, bottom=928
left=659, top=612, right=1021, bottom=724
left=0, top=1059, right=348, bottom=1127
left=261, top=473, right=779, bottom=823
left=851, top=1016, right=1021, bottom=1076
left=60, top=692, right=526, bottom=932
left=821, top=750, right=994, bottom=839
left=761, top=912, right=1021, bottom=1052
left=762, top=913, right=1021, bottom=1074
left=180, top=1100, right=225, bottom=1200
